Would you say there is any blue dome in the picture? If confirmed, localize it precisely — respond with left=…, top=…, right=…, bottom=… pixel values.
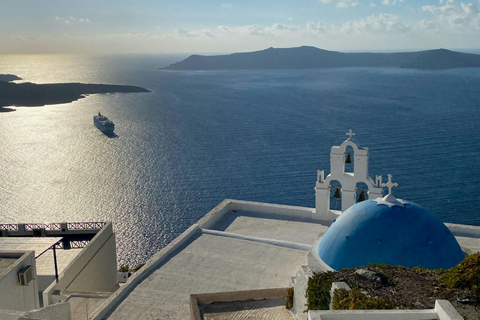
left=318, top=198, right=464, bottom=270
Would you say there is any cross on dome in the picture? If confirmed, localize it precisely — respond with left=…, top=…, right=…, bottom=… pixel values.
left=382, top=174, right=398, bottom=196
left=374, top=174, right=405, bottom=207
left=346, top=129, right=355, bottom=140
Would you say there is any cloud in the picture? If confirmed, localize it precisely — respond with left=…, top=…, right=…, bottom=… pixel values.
left=381, top=0, right=404, bottom=5
left=55, top=16, right=90, bottom=24
left=173, top=23, right=299, bottom=40
left=339, top=13, right=410, bottom=33
left=319, top=0, right=358, bottom=8
left=306, top=21, right=334, bottom=33
left=221, top=4, right=233, bottom=9
left=172, top=14, right=410, bottom=43
left=159, top=4, right=480, bottom=53
left=175, top=28, right=216, bottom=38
left=421, top=2, right=480, bottom=30
left=11, top=1, right=478, bottom=55
left=175, top=29, right=202, bottom=38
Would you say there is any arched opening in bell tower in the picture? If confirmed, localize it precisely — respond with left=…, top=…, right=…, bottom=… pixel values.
left=329, top=180, right=342, bottom=211
left=344, top=145, right=354, bottom=173
left=355, top=182, right=369, bottom=203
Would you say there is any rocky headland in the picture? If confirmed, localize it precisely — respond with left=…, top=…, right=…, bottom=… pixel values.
left=0, top=75, right=150, bottom=111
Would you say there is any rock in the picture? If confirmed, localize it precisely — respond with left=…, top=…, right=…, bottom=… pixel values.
left=355, top=269, right=388, bottom=285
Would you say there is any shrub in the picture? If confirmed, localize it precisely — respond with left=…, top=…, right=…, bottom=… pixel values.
left=440, top=252, right=480, bottom=300
left=333, top=288, right=392, bottom=310
left=306, top=272, right=336, bottom=310
left=285, top=287, right=294, bottom=309
left=133, top=263, right=145, bottom=272
left=118, top=264, right=129, bottom=272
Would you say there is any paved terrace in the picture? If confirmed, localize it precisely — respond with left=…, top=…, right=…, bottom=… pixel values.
left=93, top=200, right=480, bottom=320
left=94, top=200, right=327, bottom=320
left=0, top=222, right=106, bottom=277
left=0, top=237, right=82, bottom=276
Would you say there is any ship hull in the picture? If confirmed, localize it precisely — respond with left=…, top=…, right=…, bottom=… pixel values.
left=94, top=121, right=114, bottom=133
left=94, top=113, right=115, bottom=134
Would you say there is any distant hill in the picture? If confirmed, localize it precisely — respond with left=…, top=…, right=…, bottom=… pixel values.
left=0, top=77, right=150, bottom=110
left=162, top=46, right=480, bottom=70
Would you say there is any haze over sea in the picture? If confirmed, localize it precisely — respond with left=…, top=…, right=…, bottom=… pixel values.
left=1, top=54, right=480, bottom=266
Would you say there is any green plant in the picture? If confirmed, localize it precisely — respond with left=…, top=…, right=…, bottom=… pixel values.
left=333, top=288, right=392, bottom=310
left=285, top=287, right=294, bottom=309
left=440, top=252, right=480, bottom=300
left=306, top=272, right=336, bottom=310
left=133, top=263, right=145, bottom=272
left=118, top=264, right=129, bottom=272
left=411, top=266, right=443, bottom=274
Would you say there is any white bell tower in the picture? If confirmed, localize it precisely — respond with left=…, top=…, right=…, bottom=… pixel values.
left=314, top=130, right=383, bottom=221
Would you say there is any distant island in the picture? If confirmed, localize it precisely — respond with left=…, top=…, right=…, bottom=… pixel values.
left=0, top=74, right=22, bottom=82
left=0, top=75, right=150, bottom=112
left=162, top=46, right=480, bottom=71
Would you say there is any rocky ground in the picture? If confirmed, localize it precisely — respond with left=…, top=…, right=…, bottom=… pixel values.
left=330, top=265, right=479, bottom=320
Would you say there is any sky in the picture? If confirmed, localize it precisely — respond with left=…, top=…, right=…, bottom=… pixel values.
left=1, top=0, right=480, bottom=55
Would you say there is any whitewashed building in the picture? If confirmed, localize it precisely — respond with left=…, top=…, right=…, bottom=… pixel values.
left=0, top=222, right=118, bottom=320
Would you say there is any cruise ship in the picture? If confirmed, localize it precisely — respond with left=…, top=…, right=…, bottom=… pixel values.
left=93, top=112, right=115, bottom=134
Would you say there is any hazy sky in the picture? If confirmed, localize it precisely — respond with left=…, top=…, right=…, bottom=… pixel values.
left=1, top=0, right=479, bottom=54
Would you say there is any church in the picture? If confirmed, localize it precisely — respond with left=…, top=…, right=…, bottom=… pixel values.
left=86, top=130, right=478, bottom=320
left=3, top=131, right=479, bottom=320
left=310, top=130, right=465, bottom=271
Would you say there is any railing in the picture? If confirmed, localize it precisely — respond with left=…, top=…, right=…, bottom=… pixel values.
left=0, top=224, right=18, bottom=231
left=25, top=223, right=62, bottom=231
left=35, top=239, right=62, bottom=283
left=70, top=240, right=90, bottom=249
left=0, top=222, right=105, bottom=232
left=71, top=297, right=89, bottom=320
left=67, top=222, right=106, bottom=230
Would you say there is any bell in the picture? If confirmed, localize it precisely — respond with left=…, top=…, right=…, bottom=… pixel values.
left=334, top=188, right=341, bottom=199
left=357, top=190, right=366, bottom=203
left=345, top=153, right=352, bottom=164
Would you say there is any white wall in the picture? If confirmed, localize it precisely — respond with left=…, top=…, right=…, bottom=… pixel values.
left=0, top=251, right=39, bottom=312
left=230, top=200, right=314, bottom=219
left=43, top=222, right=118, bottom=305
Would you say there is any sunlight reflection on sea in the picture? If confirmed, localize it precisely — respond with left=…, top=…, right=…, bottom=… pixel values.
left=0, top=54, right=479, bottom=266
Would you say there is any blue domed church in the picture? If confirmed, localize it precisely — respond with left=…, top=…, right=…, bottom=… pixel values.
left=310, top=131, right=465, bottom=270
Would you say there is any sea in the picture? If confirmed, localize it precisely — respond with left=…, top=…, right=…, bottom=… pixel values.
left=0, top=53, right=480, bottom=267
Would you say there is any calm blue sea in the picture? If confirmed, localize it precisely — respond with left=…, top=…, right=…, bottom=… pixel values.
left=1, top=54, right=480, bottom=266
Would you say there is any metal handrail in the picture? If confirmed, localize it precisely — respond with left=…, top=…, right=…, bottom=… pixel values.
left=35, top=240, right=62, bottom=283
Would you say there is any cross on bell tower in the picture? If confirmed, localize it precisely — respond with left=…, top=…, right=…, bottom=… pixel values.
left=346, top=129, right=355, bottom=140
